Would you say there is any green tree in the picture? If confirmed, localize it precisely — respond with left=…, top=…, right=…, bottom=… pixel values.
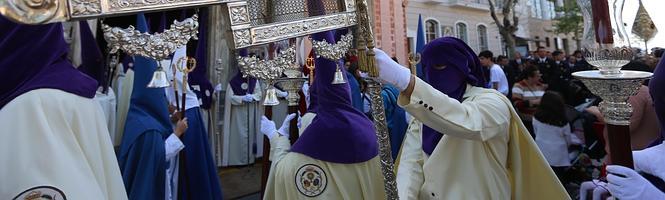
left=550, top=0, right=583, bottom=50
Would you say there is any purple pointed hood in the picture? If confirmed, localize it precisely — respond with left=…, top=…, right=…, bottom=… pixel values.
left=420, top=37, right=486, bottom=155
left=77, top=20, right=106, bottom=87
left=289, top=30, right=378, bottom=163
left=188, top=9, right=214, bottom=109
left=0, top=16, right=97, bottom=109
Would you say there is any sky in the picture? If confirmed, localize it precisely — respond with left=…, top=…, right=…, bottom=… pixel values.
left=621, top=0, right=665, bottom=51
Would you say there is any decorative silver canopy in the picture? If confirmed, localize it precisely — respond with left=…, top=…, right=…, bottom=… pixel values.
left=236, top=45, right=296, bottom=80
left=102, top=14, right=199, bottom=61
left=0, top=0, right=232, bottom=24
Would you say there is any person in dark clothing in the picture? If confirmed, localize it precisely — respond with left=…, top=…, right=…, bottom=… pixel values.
left=571, top=50, right=592, bottom=73
left=510, top=52, right=527, bottom=73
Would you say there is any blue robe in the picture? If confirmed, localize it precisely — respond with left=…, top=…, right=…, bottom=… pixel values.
left=347, top=71, right=363, bottom=112
left=382, top=84, right=408, bottom=159
left=177, top=107, right=223, bottom=200
left=118, top=14, right=174, bottom=200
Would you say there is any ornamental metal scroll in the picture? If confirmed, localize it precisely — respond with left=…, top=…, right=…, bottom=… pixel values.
left=0, top=0, right=236, bottom=24
left=236, top=45, right=296, bottom=80
left=102, top=14, right=199, bottom=61
left=226, top=0, right=357, bottom=49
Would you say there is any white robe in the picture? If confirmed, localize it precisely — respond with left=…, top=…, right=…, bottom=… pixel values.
left=263, top=136, right=386, bottom=200
left=396, top=78, right=569, bottom=200
left=222, top=83, right=263, bottom=166
left=114, top=68, right=134, bottom=147
left=94, top=87, right=117, bottom=145
left=0, top=89, right=127, bottom=199
left=164, top=134, right=184, bottom=200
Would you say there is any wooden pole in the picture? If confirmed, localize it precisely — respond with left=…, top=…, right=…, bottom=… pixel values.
left=260, top=106, right=273, bottom=198
left=288, top=106, right=299, bottom=145
left=606, top=124, right=634, bottom=168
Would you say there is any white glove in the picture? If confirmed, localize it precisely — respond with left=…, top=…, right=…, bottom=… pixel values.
left=277, top=90, right=289, bottom=98
left=374, top=48, right=412, bottom=91
left=297, top=112, right=302, bottom=129
left=277, top=113, right=298, bottom=137
left=214, top=83, right=223, bottom=92
left=242, top=94, right=254, bottom=103
left=260, top=116, right=278, bottom=140
left=606, top=165, right=665, bottom=200
left=633, top=142, right=665, bottom=180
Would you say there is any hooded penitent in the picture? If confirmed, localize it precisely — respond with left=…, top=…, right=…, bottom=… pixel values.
left=0, top=16, right=97, bottom=109
left=229, top=49, right=257, bottom=96
left=188, top=9, right=214, bottom=109
left=118, top=13, right=173, bottom=200
left=420, top=37, right=487, bottom=155
left=289, top=30, right=378, bottom=164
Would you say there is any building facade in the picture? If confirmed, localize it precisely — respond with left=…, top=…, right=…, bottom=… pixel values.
left=401, top=0, right=580, bottom=58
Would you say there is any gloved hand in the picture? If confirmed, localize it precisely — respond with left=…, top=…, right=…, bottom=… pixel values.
left=374, top=48, right=412, bottom=91
left=260, top=116, right=278, bottom=140
left=297, top=111, right=302, bottom=129
left=277, top=113, right=298, bottom=137
left=242, top=94, right=254, bottom=103
left=633, top=142, right=665, bottom=180
left=277, top=90, right=289, bottom=98
left=606, top=165, right=665, bottom=200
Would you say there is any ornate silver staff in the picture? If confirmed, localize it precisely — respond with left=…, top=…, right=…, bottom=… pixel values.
left=408, top=52, right=421, bottom=75
left=574, top=0, right=652, bottom=169
left=355, top=0, right=398, bottom=198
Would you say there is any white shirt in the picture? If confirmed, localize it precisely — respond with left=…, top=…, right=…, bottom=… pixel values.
left=489, top=64, right=509, bottom=95
left=532, top=118, right=581, bottom=167
left=165, top=134, right=185, bottom=200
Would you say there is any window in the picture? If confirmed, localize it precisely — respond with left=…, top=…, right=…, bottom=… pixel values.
left=546, top=37, right=550, bottom=47
left=535, top=0, right=543, bottom=19
left=477, top=25, right=488, bottom=51
left=456, top=22, right=468, bottom=43
left=426, top=20, right=439, bottom=43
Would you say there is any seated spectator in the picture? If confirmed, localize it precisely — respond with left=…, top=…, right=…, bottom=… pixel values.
left=533, top=91, right=583, bottom=185
left=512, top=66, right=547, bottom=134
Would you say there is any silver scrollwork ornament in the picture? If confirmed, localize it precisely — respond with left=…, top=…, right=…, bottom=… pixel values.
left=102, top=14, right=199, bottom=61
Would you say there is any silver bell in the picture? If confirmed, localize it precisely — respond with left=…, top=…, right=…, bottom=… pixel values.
left=331, top=66, right=347, bottom=85
left=147, top=66, right=170, bottom=88
left=263, top=87, right=280, bottom=106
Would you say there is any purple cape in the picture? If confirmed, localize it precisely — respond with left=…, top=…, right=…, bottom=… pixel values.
left=0, top=16, right=97, bottom=109
left=650, top=58, right=665, bottom=140
left=420, top=37, right=487, bottom=155
left=289, top=30, right=378, bottom=164
left=230, top=49, right=257, bottom=95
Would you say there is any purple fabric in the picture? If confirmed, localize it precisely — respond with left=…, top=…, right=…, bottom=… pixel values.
left=307, top=71, right=318, bottom=113
left=650, top=58, right=665, bottom=140
left=289, top=30, right=378, bottom=164
left=188, top=9, right=214, bottom=109
left=229, top=49, right=257, bottom=95
left=77, top=20, right=105, bottom=87
left=420, top=37, right=487, bottom=155
left=0, top=16, right=97, bottom=109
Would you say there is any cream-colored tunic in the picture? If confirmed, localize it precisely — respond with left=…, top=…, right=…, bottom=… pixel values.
left=0, top=89, right=127, bottom=200
left=222, top=83, right=263, bottom=166
left=263, top=136, right=386, bottom=200
left=396, top=78, right=569, bottom=200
